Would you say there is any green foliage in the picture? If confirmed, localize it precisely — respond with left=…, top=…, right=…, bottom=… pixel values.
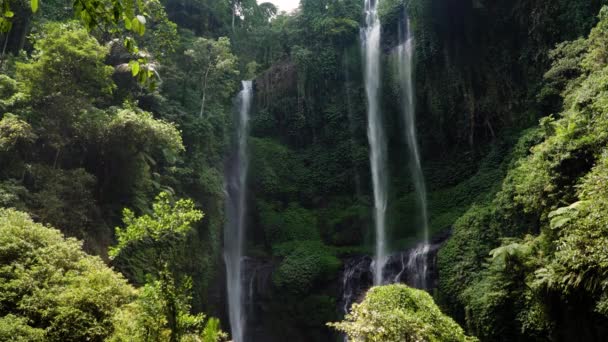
left=0, top=113, right=36, bottom=153
left=404, top=0, right=607, bottom=149
left=0, top=75, right=27, bottom=113
left=2, top=0, right=171, bottom=86
left=17, top=22, right=115, bottom=108
left=259, top=201, right=319, bottom=245
left=249, top=137, right=303, bottom=198
left=26, top=165, right=99, bottom=239
left=109, top=193, right=225, bottom=342
left=0, top=208, right=136, bottom=341
left=0, top=0, right=236, bottom=328
left=0, top=314, right=45, bottom=341
left=319, top=198, right=368, bottom=246
left=105, top=106, right=185, bottom=159
left=0, top=180, right=27, bottom=209
left=183, top=36, right=239, bottom=117
left=329, top=284, right=476, bottom=342
left=273, top=240, right=341, bottom=295
left=377, top=0, right=404, bottom=25
left=110, top=192, right=203, bottom=258
left=4, top=0, right=608, bottom=339
left=539, top=38, right=588, bottom=109
left=110, top=273, right=226, bottom=342
left=439, top=7, right=608, bottom=339
left=201, top=318, right=224, bottom=342
left=462, top=236, right=552, bottom=340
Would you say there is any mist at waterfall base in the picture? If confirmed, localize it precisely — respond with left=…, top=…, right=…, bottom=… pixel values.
left=224, top=81, right=253, bottom=342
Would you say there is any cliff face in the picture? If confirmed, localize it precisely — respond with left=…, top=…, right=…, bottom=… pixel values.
left=403, top=0, right=607, bottom=152
left=251, top=0, right=608, bottom=157
left=254, top=60, right=298, bottom=111
left=214, top=1, right=608, bottom=339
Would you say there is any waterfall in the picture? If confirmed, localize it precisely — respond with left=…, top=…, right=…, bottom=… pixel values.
left=224, top=80, right=253, bottom=342
left=362, top=0, right=388, bottom=286
left=340, top=238, right=446, bottom=318
left=396, top=13, right=430, bottom=288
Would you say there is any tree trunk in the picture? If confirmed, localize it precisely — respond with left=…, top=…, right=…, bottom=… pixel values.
left=199, top=65, right=211, bottom=117
left=0, top=28, right=10, bottom=69
left=231, top=1, right=236, bottom=32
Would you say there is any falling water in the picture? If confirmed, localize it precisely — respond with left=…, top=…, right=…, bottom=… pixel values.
left=397, top=15, right=430, bottom=288
left=340, top=239, right=445, bottom=318
left=362, top=0, right=388, bottom=285
left=224, top=80, right=253, bottom=342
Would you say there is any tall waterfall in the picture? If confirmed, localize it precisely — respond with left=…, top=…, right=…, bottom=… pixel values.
left=397, top=15, right=430, bottom=287
left=224, top=80, right=253, bottom=342
left=362, top=0, right=388, bottom=286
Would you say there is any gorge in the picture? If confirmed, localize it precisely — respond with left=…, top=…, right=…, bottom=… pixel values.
left=2, top=0, right=608, bottom=341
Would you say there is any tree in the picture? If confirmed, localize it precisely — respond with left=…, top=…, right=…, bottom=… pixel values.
left=109, top=192, right=224, bottom=342
left=328, top=284, right=476, bottom=342
left=184, top=36, right=239, bottom=117
left=0, top=0, right=160, bottom=75
left=16, top=22, right=114, bottom=159
left=109, top=192, right=203, bottom=259
left=0, top=207, right=135, bottom=341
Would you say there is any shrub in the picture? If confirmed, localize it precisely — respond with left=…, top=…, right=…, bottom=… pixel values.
left=0, top=208, right=135, bottom=341
left=328, top=284, right=476, bottom=342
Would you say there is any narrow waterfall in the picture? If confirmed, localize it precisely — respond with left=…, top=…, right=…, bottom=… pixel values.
left=397, top=14, right=430, bottom=288
left=362, top=0, right=389, bottom=285
left=224, top=80, right=253, bottom=342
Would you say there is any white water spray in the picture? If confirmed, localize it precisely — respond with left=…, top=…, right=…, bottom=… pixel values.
left=224, top=80, right=253, bottom=342
left=397, top=15, right=430, bottom=288
left=361, top=0, right=388, bottom=285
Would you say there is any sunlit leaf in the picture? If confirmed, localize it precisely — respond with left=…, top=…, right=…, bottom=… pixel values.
left=130, top=61, right=140, bottom=76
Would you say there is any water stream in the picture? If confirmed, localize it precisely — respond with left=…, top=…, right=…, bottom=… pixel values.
left=362, top=0, right=389, bottom=286
left=340, top=240, right=444, bottom=318
left=224, top=80, right=253, bottom=342
left=396, top=14, right=430, bottom=288
left=342, top=4, right=431, bottom=322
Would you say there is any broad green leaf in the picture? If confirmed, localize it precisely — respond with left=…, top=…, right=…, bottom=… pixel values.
left=131, top=17, right=145, bottom=35
left=131, top=17, right=139, bottom=33
left=130, top=61, right=140, bottom=76
left=550, top=216, right=571, bottom=230
left=30, top=0, right=38, bottom=13
left=124, top=16, right=132, bottom=30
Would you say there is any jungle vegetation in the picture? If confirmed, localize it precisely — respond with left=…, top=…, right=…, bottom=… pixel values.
left=2, top=0, right=608, bottom=340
